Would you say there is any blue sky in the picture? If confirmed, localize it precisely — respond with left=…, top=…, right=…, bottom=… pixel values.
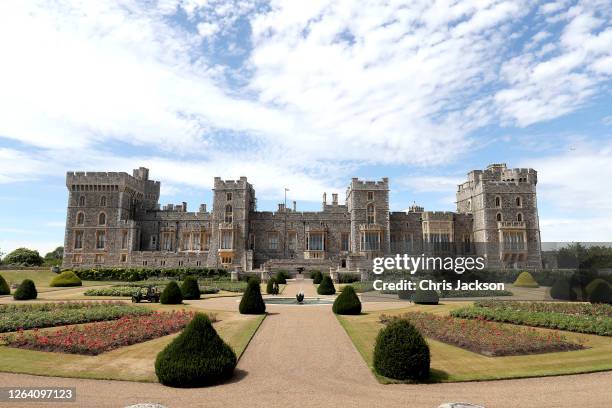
left=0, top=0, right=611, bottom=256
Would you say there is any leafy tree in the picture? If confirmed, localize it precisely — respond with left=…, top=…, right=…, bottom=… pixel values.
left=44, top=246, right=64, bottom=261
left=3, top=248, right=44, bottom=266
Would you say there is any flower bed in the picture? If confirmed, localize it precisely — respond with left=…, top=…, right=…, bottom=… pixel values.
left=473, top=300, right=612, bottom=317
left=3, top=311, right=198, bottom=355
left=440, top=289, right=513, bottom=298
left=379, top=312, right=583, bottom=356
left=84, top=287, right=160, bottom=297
left=451, top=304, right=612, bottom=336
left=0, top=302, right=151, bottom=332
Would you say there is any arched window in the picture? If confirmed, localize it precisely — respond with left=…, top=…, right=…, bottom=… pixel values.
left=79, top=196, right=86, bottom=206
left=366, top=204, right=375, bottom=224
left=225, top=205, right=233, bottom=223
left=76, top=212, right=84, bottom=225
left=98, top=212, right=106, bottom=225
left=515, top=196, right=522, bottom=207
left=495, top=196, right=501, bottom=208
left=496, top=213, right=502, bottom=222
left=517, top=213, right=523, bottom=222
left=467, top=200, right=472, bottom=211
left=100, top=196, right=107, bottom=206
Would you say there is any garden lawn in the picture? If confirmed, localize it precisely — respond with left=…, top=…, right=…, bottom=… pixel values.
left=0, top=269, right=118, bottom=294
left=0, top=310, right=265, bottom=382
left=337, top=303, right=612, bottom=383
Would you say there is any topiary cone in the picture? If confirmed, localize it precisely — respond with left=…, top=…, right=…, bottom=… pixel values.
left=155, top=313, right=237, bottom=387
left=181, top=276, right=201, bottom=300
left=373, top=319, right=430, bottom=381
left=513, top=271, right=539, bottom=288
left=332, top=286, right=361, bottom=315
left=239, top=280, right=266, bottom=314
left=317, top=275, right=336, bottom=295
left=161, top=281, right=183, bottom=304
left=13, top=279, right=37, bottom=300
left=588, top=281, right=612, bottom=304
left=50, top=271, right=82, bottom=287
left=0, top=274, right=10, bottom=295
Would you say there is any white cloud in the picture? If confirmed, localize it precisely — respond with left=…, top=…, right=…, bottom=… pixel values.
left=397, top=176, right=464, bottom=193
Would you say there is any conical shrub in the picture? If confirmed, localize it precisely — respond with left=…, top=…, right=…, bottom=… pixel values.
left=332, top=286, right=361, bottom=315
left=373, top=319, right=430, bottom=381
left=589, top=281, right=612, bottom=304
left=266, top=277, right=278, bottom=295
left=50, top=271, right=82, bottom=287
left=550, top=278, right=576, bottom=301
left=586, top=278, right=609, bottom=297
left=0, top=274, right=10, bottom=295
left=161, top=281, right=183, bottom=304
left=513, top=271, right=539, bottom=288
left=155, top=313, right=237, bottom=387
left=311, top=270, right=323, bottom=284
left=317, top=275, right=336, bottom=295
left=13, top=279, right=37, bottom=300
left=239, top=280, right=266, bottom=314
left=181, top=276, right=201, bottom=300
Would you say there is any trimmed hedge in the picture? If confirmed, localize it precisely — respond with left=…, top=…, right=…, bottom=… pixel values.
left=310, top=270, right=323, bottom=284
left=332, top=286, right=361, bottom=315
left=71, top=267, right=227, bottom=282
left=13, top=279, right=37, bottom=300
left=550, top=278, right=577, bottom=301
left=266, top=278, right=279, bottom=295
left=413, top=287, right=439, bottom=305
left=275, top=270, right=290, bottom=284
left=181, top=276, right=201, bottom=300
left=239, top=280, right=266, bottom=314
left=50, top=271, right=82, bottom=287
left=513, top=271, right=539, bottom=288
left=160, top=281, right=183, bottom=304
left=0, top=274, right=9, bottom=295
left=589, top=281, right=612, bottom=304
left=317, top=275, right=336, bottom=295
left=338, top=273, right=360, bottom=284
left=155, top=313, right=237, bottom=387
left=586, top=279, right=610, bottom=297
left=373, top=319, right=430, bottom=381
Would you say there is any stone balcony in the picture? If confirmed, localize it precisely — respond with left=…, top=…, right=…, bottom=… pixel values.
left=497, top=221, right=526, bottom=229
left=359, top=223, right=383, bottom=231
left=218, top=222, right=235, bottom=230
left=304, top=250, right=325, bottom=259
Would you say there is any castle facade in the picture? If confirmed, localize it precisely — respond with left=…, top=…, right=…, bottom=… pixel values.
left=62, top=164, right=542, bottom=272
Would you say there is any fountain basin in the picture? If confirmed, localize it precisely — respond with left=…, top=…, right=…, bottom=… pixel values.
left=264, top=297, right=334, bottom=305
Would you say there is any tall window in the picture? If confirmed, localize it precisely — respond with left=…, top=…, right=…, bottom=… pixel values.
left=96, top=231, right=106, bottom=249
left=76, top=212, right=84, bottom=225
left=367, top=191, right=374, bottom=200
left=79, top=196, right=86, bottom=206
left=162, top=233, right=172, bottom=251
left=390, top=234, right=400, bottom=253
left=366, top=204, right=375, bottom=224
left=74, top=231, right=83, bottom=249
left=496, top=213, right=502, bottom=222
left=121, top=230, right=128, bottom=249
left=221, top=230, right=233, bottom=249
left=361, top=231, right=380, bottom=251
left=151, top=235, right=157, bottom=249
left=307, top=232, right=324, bottom=251
left=341, top=232, right=349, bottom=251
left=100, top=196, right=107, bottom=206
left=98, top=212, right=106, bottom=225
left=225, top=204, right=233, bottom=223
left=268, top=232, right=279, bottom=250
left=517, top=213, right=523, bottom=222
left=226, top=192, right=232, bottom=201
left=201, top=232, right=210, bottom=251
left=428, top=233, right=450, bottom=252
left=503, top=231, right=525, bottom=251
left=495, top=196, right=501, bottom=208
left=516, top=196, right=522, bottom=207
left=288, top=232, right=297, bottom=251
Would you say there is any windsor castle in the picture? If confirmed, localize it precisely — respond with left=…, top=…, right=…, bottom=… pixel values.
left=62, top=163, right=542, bottom=273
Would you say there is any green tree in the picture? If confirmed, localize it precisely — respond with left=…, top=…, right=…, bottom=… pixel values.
left=4, top=248, right=44, bottom=266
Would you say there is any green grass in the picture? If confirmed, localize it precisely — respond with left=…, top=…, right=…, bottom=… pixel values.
left=0, top=269, right=117, bottom=293
left=0, top=307, right=265, bottom=382
left=336, top=302, right=612, bottom=383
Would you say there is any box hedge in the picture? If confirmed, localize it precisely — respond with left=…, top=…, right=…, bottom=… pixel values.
left=373, top=319, right=430, bottom=381
left=317, top=275, right=336, bottom=295
left=155, top=313, right=237, bottom=387
left=413, top=287, right=439, bottom=305
left=13, top=279, right=37, bottom=300
left=550, top=278, right=577, bottom=301
left=50, top=271, right=82, bottom=287
left=181, top=276, right=201, bottom=300
left=513, top=271, right=539, bottom=288
left=161, top=281, right=183, bottom=304
left=588, top=281, right=612, bottom=304
left=332, top=286, right=361, bottom=315
left=239, top=280, right=266, bottom=314
left=71, top=267, right=227, bottom=282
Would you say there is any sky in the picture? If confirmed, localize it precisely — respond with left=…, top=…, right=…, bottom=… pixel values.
left=0, top=0, right=611, bottom=256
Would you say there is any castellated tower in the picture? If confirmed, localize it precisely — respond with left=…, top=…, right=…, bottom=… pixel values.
left=208, top=177, right=256, bottom=270
left=456, top=163, right=541, bottom=269
left=346, top=177, right=390, bottom=261
left=63, top=167, right=160, bottom=266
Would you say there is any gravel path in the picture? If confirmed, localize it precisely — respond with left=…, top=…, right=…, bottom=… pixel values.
left=1, top=280, right=610, bottom=408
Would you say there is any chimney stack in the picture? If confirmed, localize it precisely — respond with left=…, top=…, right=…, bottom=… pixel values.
left=332, top=193, right=338, bottom=205
left=292, top=201, right=297, bottom=211
left=199, top=204, right=207, bottom=213
left=323, top=192, right=327, bottom=205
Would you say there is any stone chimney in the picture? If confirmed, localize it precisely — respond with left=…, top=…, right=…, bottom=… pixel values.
left=323, top=192, right=327, bottom=205
left=332, top=193, right=338, bottom=205
left=199, top=204, right=207, bottom=213
left=292, top=201, right=297, bottom=211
